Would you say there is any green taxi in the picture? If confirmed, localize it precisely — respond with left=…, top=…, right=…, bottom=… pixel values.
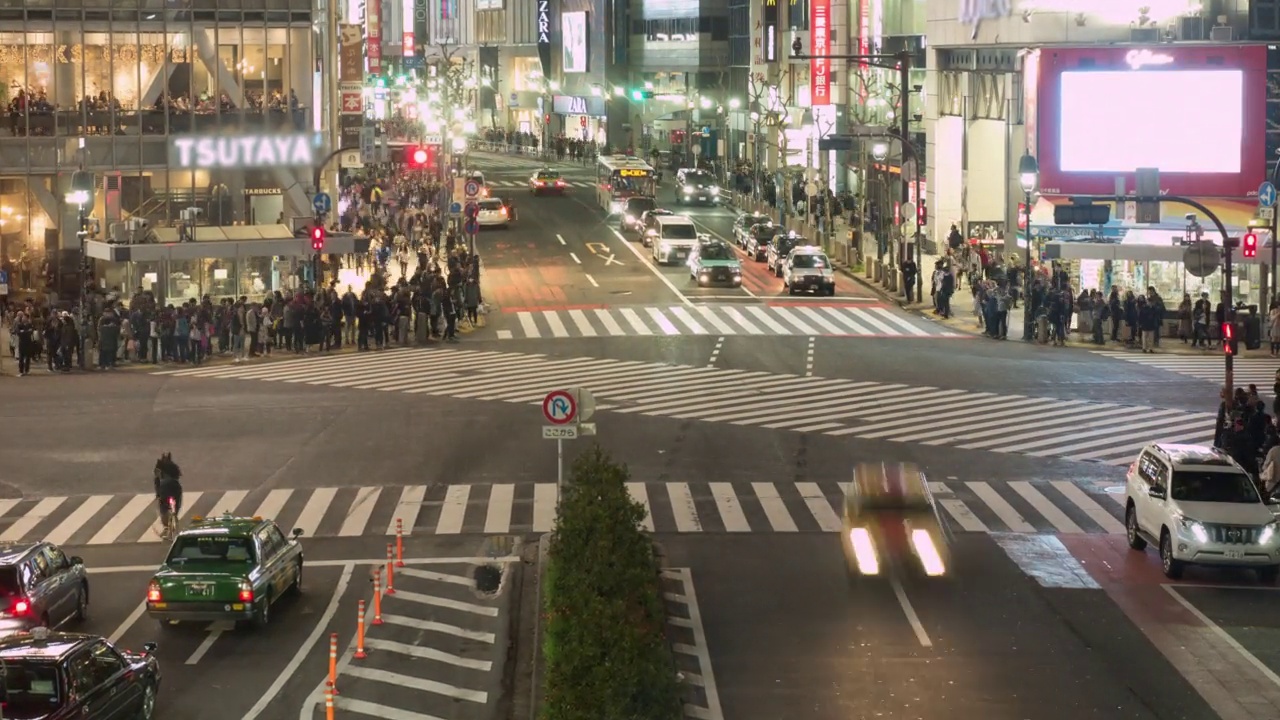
left=687, top=238, right=743, bottom=287
left=146, top=513, right=304, bottom=630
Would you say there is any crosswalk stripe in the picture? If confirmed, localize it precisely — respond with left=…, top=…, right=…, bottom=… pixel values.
left=1052, top=481, right=1126, bottom=534
left=694, top=306, right=735, bottom=334
left=620, top=307, right=653, bottom=334
left=745, top=306, right=788, bottom=333
left=339, top=488, right=381, bottom=537
left=45, top=496, right=110, bottom=546
left=1010, top=482, right=1082, bottom=533
left=518, top=312, right=540, bottom=338
left=253, top=489, right=292, bottom=522
left=438, top=485, right=470, bottom=535
left=648, top=307, right=681, bottom=335
left=1, top=498, right=62, bottom=543
left=388, top=485, right=427, bottom=535
left=542, top=310, right=570, bottom=338
left=532, top=484, right=557, bottom=532
left=668, top=483, right=702, bottom=532
left=961, top=405, right=1142, bottom=450
left=967, top=482, right=1034, bottom=533
left=773, top=307, right=817, bottom=334
left=567, top=309, right=597, bottom=336
left=1090, top=351, right=1280, bottom=385
left=724, top=307, right=764, bottom=334
left=593, top=308, right=626, bottom=335
left=710, top=483, right=750, bottom=531
left=90, top=495, right=154, bottom=545
left=626, top=482, right=656, bottom=531
left=485, top=485, right=514, bottom=534
left=754, top=483, right=798, bottom=532
left=940, top=499, right=989, bottom=532
left=797, top=482, right=842, bottom=532
left=297, top=487, right=337, bottom=537
left=669, top=306, right=708, bottom=334
left=797, top=306, right=842, bottom=334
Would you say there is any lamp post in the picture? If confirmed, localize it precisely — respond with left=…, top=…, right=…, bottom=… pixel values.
left=871, top=141, right=890, bottom=270
left=1018, top=152, right=1039, bottom=341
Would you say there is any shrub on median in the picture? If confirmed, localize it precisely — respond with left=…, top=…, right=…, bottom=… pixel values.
left=541, top=444, right=682, bottom=720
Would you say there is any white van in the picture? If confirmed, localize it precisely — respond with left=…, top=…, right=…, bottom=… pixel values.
left=650, top=216, right=699, bottom=265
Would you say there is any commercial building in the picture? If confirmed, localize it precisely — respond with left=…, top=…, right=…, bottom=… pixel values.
left=0, top=0, right=316, bottom=295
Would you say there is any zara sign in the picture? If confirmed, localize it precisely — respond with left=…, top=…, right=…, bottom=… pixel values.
left=171, top=133, right=318, bottom=169
left=536, top=0, right=552, bottom=79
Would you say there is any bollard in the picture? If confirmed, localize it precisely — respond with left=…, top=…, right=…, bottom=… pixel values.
left=325, top=689, right=335, bottom=720
left=395, top=519, right=405, bottom=567
left=371, top=568, right=384, bottom=625
left=385, top=543, right=396, bottom=595
left=327, top=632, right=339, bottom=694
left=354, top=600, right=368, bottom=659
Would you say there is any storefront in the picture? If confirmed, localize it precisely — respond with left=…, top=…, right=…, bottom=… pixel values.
left=552, top=94, right=606, bottom=144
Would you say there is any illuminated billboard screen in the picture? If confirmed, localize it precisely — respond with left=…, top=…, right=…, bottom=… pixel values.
left=1060, top=70, right=1242, bottom=174
left=1036, top=45, right=1265, bottom=198
left=562, top=11, right=588, bottom=73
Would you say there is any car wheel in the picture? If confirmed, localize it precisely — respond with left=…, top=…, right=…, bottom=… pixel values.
left=137, top=683, right=156, bottom=720
left=75, top=583, right=89, bottom=622
left=1259, top=566, right=1280, bottom=584
left=1159, top=529, right=1184, bottom=579
left=287, top=561, right=303, bottom=596
left=252, top=593, right=271, bottom=628
left=1125, top=504, right=1147, bottom=550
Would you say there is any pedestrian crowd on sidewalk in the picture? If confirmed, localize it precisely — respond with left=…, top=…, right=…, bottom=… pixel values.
left=1220, top=383, right=1280, bottom=500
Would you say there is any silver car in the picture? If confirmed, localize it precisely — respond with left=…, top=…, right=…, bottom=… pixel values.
left=782, top=247, right=836, bottom=296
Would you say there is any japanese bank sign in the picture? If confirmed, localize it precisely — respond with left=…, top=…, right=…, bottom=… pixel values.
left=536, top=0, right=552, bottom=81
left=170, top=133, right=320, bottom=169
left=810, top=0, right=830, bottom=105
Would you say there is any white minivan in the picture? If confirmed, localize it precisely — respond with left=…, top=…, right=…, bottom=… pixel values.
left=650, top=216, right=699, bottom=265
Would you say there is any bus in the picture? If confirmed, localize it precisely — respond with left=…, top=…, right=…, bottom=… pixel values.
left=596, top=155, right=657, bottom=215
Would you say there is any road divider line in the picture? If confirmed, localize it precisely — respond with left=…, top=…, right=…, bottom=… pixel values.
left=556, top=234, right=566, bottom=245
left=708, top=336, right=724, bottom=366
left=610, top=227, right=693, bottom=306
left=672, top=568, right=724, bottom=720
left=1164, top=585, right=1280, bottom=692
left=398, top=567, right=474, bottom=586
left=381, top=613, right=496, bottom=643
left=805, top=337, right=816, bottom=376
left=387, top=589, right=499, bottom=616
left=569, top=252, right=581, bottom=264
left=585, top=273, right=599, bottom=287
left=186, top=622, right=231, bottom=665
left=90, top=556, right=522, bottom=576
left=363, top=637, right=493, bottom=671
left=345, top=665, right=489, bottom=703
left=108, top=601, right=146, bottom=644
left=890, top=576, right=933, bottom=648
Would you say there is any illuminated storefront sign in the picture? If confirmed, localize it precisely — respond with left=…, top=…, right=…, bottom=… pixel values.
left=552, top=95, right=606, bottom=116
left=958, top=0, right=1010, bottom=39
left=1125, top=49, right=1173, bottom=69
left=366, top=0, right=382, bottom=75
left=810, top=0, right=830, bottom=105
left=536, top=0, right=552, bottom=79
left=763, top=0, right=778, bottom=63
left=171, top=134, right=318, bottom=169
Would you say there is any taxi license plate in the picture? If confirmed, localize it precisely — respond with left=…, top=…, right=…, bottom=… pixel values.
left=185, top=582, right=213, bottom=596
left=676, top=251, right=687, bottom=259
left=1225, top=549, right=1244, bottom=559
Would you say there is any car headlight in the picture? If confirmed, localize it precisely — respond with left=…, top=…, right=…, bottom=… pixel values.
left=710, top=187, right=720, bottom=195
left=1261, top=522, right=1278, bottom=544
left=683, top=186, right=693, bottom=193
left=660, top=242, right=671, bottom=252
left=848, top=528, right=880, bottom=575
left=731, top=267, right=741, bottom=274
left=1179, top=518, right=1209, bottom=544
left=624, top=213, right=634, bottom=223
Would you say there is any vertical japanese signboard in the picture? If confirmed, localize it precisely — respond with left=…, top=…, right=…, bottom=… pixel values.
left=810, top=0, right=830, bottom=105
left=762, top=0, right=778, bottom=63
left=339, top=24, right=364, bottom=84
left=367, top=0, right=383, bottom=76
left=536, top=0, right=552, bottom=80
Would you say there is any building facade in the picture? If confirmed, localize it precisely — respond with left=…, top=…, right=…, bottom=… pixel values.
left=0, top=0, right=314, bottom=281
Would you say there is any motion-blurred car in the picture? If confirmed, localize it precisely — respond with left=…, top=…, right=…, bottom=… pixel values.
left=733, top=213, right=772, bottom=248
left=621, top=197, right=658, bottom=234
left=744, top=224, right=782, bottom=262
left=766, top=232, right=803, bottom=277
left=640, top=208, right=675, bottom=247
left=0, top=542, right=89, bottom=636
left=476, top=198, right=512, bottom=228
left=842, top=462, right=949, bottom=579
left=688, top=238, right=742, bottom=287
left=529, top=169, right=567, bottom=195
left=0, top=628, right=161, bottom=720
left=782, top=246, right=836, bottom=295
left=674, top=168, right=721, bottom=205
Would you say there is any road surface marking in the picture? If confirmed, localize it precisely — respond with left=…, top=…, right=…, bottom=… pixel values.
left=669, top=306, right=708, bottom=334
left=805, top=337, right=816, bottom=376
left=186, top=622, right=231, bottom=665
left=90, top=495, right=154, bottom=545
left=45, top=495, right=110, bottom=546
left=796, top=306, right=843, bottom=334
left=109, top=601, right=146, bottom=644
left=773, top=307, right=818, bottom=334
left=722, top=306, right=764, bottom=334
left=668, top=568, right=725, bottom=720
left=293, top=487, right=336, bottom=538
left=891, top=576, right=933, bottom=647
left=753, top=483, right=798, bottom=532
left=708, top=336, right=724, bottom=365
left=1052, top=481, right=1125, bottom=534
left=967, top=482, right=1035, bottom=533
left=744, top=306, right=788, bottom=333
left=796, top=483, right=841, bottom=531
left=496, top=329, right=513, bottom=339
left=532, top=483, right=556, bottom=532
left=363, top=637, right=493, bottom=671
left=381, top=614, right=496, bottom=642
left=556, top=234, right=566, bottom=245
left=992, top=533, right=1100, bottom=589
left=593, top=308, right=625, bottom=335
left=871, top=306, right=930, bottom=336
left=647, top=307, right=681, bottom=335
left=386, top=485, right=426, bottom=536
left=541, top=310, right=570, bottom=337
left=819, top=306, right=873, bottom=333
left=708, top=483, right=750, bottom=531
left=667, top=483, right=702, bottom=532
left=610, top=227, right=693, bottom=306
left=568, top=309, right=597, bottom=336
left=1010, top=482, right=1083, bottom=533
left=248, top=564, right=353, bottom=720
left=940, top=499, right=989, bottom=532
left=694, top=306, right=735, bottom=334
left=338, top=487, right=381, bottom=537
left=620, top=307, right=653, bottom=334
left=93, top=557, right=521, bottom=576
left=1, top=497, right=63, bottom=542
left=387, top=590, right=499, bottom=617
left=251, top=489, right=291, bottom=523
left=626, top=482, right=656, bottom=531
left=1165, top=585, right=1280, bottom=693
left=517, top=312, right=541, bottom=338
left=485, top=484, right=514, bottom=533
left=568, top=252, right=581, bottom=264
left=398, top=568, right=473, bottom=586
left=436, top=485, right=470, bottom=535
left=584, top=273, right=599, bottom=287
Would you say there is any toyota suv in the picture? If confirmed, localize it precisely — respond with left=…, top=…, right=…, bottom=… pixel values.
left=1125, top=443, right=1280, bottom=582
left=650, top=216, right=699, bottom=265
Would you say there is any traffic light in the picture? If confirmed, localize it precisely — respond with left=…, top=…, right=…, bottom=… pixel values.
left=1223, top=321, right=1237, bottom=356
left=406, top=145, right=433, bottom=169
left=543, top=114, right=550, bottom=124
left=310, top=226, right=325, bottom=252
left=1243, top=232, right=1258, bottom=258
left=631, top=90, right=642, bottom=101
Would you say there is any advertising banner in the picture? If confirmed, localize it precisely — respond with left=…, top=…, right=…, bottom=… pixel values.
left=414, top=0, right=428, bottom=51
left=339, top=24, right=364, bottom=84
left=762, top=0, right=778, bottom=63
left=562, top=11, right=588, bottom=73
left=367, top=0, right=383, bottom=76
left=810, top=0, right=830, bottom=105
left=536, top=0, right=552, bottom=80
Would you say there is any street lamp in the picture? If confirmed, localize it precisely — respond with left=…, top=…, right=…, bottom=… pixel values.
left=590, top=85, right=602, bottom=96
left=728, top=98, right=741, bottom=110
left=871, top=142, right=889, bottom=162
left=1018, top=151, right=1040, bottom=341
left=699, top=96, right=712, bottom=110
left=613, top=86, right=624, bottom=97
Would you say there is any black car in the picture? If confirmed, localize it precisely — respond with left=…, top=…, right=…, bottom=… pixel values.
left=0, top=543, right=89, bottom=636
left=733, top=213, right=772, bottom=248
left=620, top=197, right=657, bottom=233
left=767, top=233, right=802, bottom=276
left=0, top=629, right=160, bottom=720
left=675, top=169, right=721, bottom=205
left=745, top=224, right=781, bottom=261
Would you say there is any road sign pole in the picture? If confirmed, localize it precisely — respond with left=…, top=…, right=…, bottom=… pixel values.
left=556, top=437, right=564, bottom=504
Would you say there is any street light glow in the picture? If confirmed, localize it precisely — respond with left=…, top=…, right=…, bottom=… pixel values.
left=699, top=97, right=712, bottom=109
left=66, top=190, right=90, bottom=206
left=728, top=98, right=742, bottom=110
left=871, top=142, right=890, bottom=161
left=549, top=80, right=560, bottom=91
left=591, top=86, right=602, bottom=96
left=613, top=86, right=624, bottom=96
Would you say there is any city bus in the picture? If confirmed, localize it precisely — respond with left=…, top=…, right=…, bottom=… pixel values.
left=596, top=155, right=657, bottom=215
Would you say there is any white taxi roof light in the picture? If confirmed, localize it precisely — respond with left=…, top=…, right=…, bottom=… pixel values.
left=849, top=528, right=880, bottom=575
left=911, top=529, right=946, bottom=576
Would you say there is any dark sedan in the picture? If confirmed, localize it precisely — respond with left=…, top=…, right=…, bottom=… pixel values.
left=0, top=629, right=160, bottom=719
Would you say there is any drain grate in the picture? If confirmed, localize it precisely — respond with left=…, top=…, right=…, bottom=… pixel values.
left=473, top=564, right=502, bottom=595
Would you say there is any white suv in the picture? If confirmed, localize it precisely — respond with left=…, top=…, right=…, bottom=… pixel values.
left=1124, top=443, right=1280, bottom=582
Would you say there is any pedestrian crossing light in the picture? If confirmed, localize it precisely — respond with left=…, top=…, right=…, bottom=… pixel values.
left=631, top=90, right=643, bottom=101
left=1223, top=321, right=1237, bottom=356
left=310, top=226, right=325, bottom=252
left=1243, top=232, right=1258, bottom=258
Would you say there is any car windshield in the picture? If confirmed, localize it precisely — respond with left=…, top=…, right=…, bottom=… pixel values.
left=627, top=198, right=656, bottom=212
left=700, top=244, right=732, bottom=261
left=0, top=660, right=61, bottom=719
left=742, top=215, right=769, bottom=227
left=683, top=171, right=714, bottom=185
left=537, top=171, right=559, bottom=179
left=792, top=254, right=828, bottom=269
left=1171, top=471, right=1261, bottom=504
left=479, top=200, right=504, bottom=210
left=751, top=225, right=774, bottom=238
left=167, top=534, right=256, bottom=564
left=0, top=568, right=22, bottom=599
left=663, top=224, right=698, bottom=240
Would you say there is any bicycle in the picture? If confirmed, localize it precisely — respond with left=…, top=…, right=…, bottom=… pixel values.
left=159, top=497, right=179, bottom=540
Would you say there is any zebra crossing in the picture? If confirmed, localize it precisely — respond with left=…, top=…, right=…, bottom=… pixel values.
left=494, top=304, right=959, bottom=340
left=154, top=348, right=1217, bottom=465
left=0, top=480, right=1126, bottom=547
left=1093, top=350, right=1280, bottom=386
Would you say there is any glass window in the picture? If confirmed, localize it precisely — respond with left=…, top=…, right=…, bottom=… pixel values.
left=662, top=223, right=697, bottom=240
left=0, top=567, right=22, bottom=597
left=1171, top=471, right=1261, bottom=504
left=30, top=553, right=48, bottom=581
left=2, top=660, right=62, bottom=718
left=167, top=535, right=257, bottom=564
left=42, top=546, right=68, bottom=571
left=791, top=254, right=827, bottom=269
left=699, top=243, right=732, bottom=261
left=88, top=643, right=125, bottom=686
left=478, top=199, right=504, bottom=210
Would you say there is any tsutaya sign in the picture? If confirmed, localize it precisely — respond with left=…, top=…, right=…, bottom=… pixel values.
left=958, top=0, right=1011, bottom=39
left=171, top=133, right=319, bottom=169
left=1125, top=49, right=1174, bottom=69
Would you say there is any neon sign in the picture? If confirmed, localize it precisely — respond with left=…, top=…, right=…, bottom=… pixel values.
left=810, top=0, right=830, bottom=105
left=1125, top=49, right=1174, bottom=69
left=171, top=134, right=317, bottom=169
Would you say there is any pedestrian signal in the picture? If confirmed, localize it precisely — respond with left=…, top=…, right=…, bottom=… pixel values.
left=310, top=226, right=325, bottom=252
left=1243, top=232, right=1258, bottom=258
left=406, top=146, right=433, bottom=169
left=1223, top=321, right=1237, bottom=356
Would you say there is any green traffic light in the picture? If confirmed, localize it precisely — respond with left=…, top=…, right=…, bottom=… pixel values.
left=631, top=90, right=642, bottom=101
left=375, top=77, right=386, bottom=88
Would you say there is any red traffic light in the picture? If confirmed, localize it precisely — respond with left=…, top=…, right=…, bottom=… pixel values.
left=1243, top=232, right=1258, bottom=258
left=310, top=226, right=325, bottom=251
left=1223, top=321, right=1235, bottom=355
left=407, top=146, right=433, bottom=169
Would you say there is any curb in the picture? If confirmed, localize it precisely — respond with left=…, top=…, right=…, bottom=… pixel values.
left=527, top=532, right=550, bottom=720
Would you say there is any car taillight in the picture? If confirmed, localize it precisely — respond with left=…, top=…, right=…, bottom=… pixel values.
left=556, top=180, right=565, bottom=186
left=146, top=582, right=162, bottom=602
left=500, top=207, right=508, bottom=216
left=238, top=581, right=254, bottom=603
left=536, top=181, right=544, bottom=186
left=11, top=600, right=29, bottom=615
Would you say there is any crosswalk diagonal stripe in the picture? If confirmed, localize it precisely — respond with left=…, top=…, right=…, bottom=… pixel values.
left=771, top=307, right=817, bottom=334
left=796, top=306, right=843, bottom=334
left=870, top=306, right=931, bottom=336
left=821, top=306, right=873, bottom=334
left=694, top=306, right=735, bottom=334
left=744, top=306, right=788, bottom=333
left=1010, top=482, right=1082, bottom=533
left=647, top=307, right=681, bottom=335
left=593, top=308, right=626, bottom=335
